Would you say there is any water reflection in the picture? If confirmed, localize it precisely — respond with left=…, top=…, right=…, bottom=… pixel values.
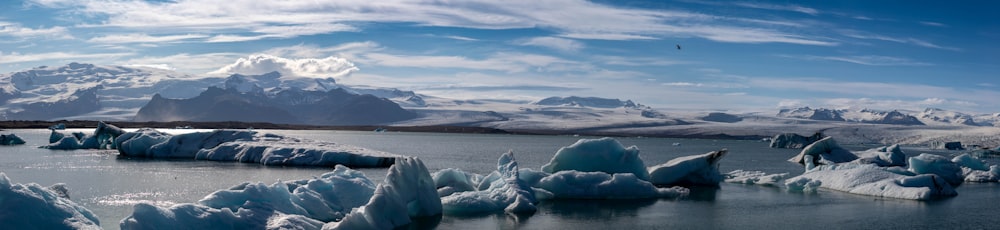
left=540, top=198, right=657, bottom=219
left=685, top=186, right=721, bottom=201
left=401, top=214, right=442, bottom=230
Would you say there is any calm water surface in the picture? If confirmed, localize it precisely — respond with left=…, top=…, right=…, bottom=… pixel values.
left=1, top=129, right=998, bottom=229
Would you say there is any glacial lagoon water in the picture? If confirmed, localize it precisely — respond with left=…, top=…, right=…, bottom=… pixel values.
left=2, top=129, right=1000, bottom=229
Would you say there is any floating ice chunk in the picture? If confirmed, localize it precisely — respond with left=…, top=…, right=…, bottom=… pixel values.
left=854, top=144, right=907, bottom=167
left=769, top=132, right=823, bottom=149
left=0, top=133, right=26, bottom=145
left=541, top=137, right=649, bottom=181
left=0, top=173, right=101, bottom=229
left=43, top=122, right=125, bottom=150
left=788, top=137, right=858, bottom=166
left=116, top=129, right=397, bottom=167
left=787, top=163, right=956, bottom=200
left=647, top=149, right=727, bottom=186
left=724, top=170, right=788, bottom=186
left=326, top=157, right=442, bottom=229
left=534, top=170, right=688, bottom=199
left=120, top=165, right=376, bottom=229
left=784, top=177, right=821, bottom=193
left=963, top=166, right=1000, bottom=182
left=432, top=168, right=482, bottom=197
left=438, top=151, right=538, bottom=215
left=908, top=153, right=964, bottom=186
left=951, top=153, right=1000, bottom=182
left=951, top=153, right=989, bottom=171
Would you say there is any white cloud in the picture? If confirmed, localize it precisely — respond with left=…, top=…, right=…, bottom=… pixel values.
left=780, top=54, right=931, bottom=66
left=0, top=21, right=73, bottom=40
left=210, top=54, right=359, bottom=78
left=594, top=56, right=692, bottom=66
left=515, top=37, right=584, bottom=52
left=442, top=35, right=478, bottom=41
left=118, top=53, right=243, bottom=74
left=262, top=42, right=382, bottom=60
left=88, top=33, right=208, bottom=43
left=560, top=33, right=657, bottom=41
left=35, top=0, right=835, bottom=45
left=663, top=82, right=704, bottom=87
left=0, top=51, right=132, bottom=64
left=123, top=64, right=176, bottom=70
left=919, top=21, right=948, bottom=27
left=840, top=30, right=961, bottom=51
left=731, top=2, right=819, bottom=15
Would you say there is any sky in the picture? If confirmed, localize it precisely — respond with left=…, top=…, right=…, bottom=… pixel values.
left=1, top=0, right=998, bottom=113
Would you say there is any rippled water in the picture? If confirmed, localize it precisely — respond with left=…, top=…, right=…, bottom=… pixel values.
left=2, top=129, right=999, bottom=229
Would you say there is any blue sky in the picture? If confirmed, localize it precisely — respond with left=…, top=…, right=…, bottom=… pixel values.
left=1, top=0, right=997, bottom=113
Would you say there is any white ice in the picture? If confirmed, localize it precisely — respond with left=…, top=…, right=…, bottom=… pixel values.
left=120, top=165, right=375, bottom=229
left=0, top=173, right=101, bottom=229
left=785, top=163, right=957, bottom=200
left=115, top=128, right=398, bottom=167
left=533, top=170, right=688, bottom=199
left=951, top=154, right=1000, bottom=182
left=437, top=151, right=538, bottom=215
left=907, top=153, right=964, bottom=186
left=788, top=137, right=858, bottom=166
left=853, top=144, right=907, bottom=167
left=647, top=149, right=727, bottom=186
left=724, top=170, right=788, bottom=186
left=326, top=157, right=442, bottom=229
left=540, top=137, right=649, bottom=180
left=121, top=157, right=445, bottom=230
left=43, top=121, right=125, bottom=150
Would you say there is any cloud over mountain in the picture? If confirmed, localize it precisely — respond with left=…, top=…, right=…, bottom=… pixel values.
left=211, top=54, right=358, bottom=79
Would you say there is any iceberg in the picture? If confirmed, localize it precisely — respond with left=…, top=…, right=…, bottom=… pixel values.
left=785, top=163, right=956, bottom=200
left=788, top=137, right=858, bottom=166
left=120, top=165, right=377, bottom=230
left=769, top=132, right=823, bottom=149
left=541, top=137, right=649, bottom=180
left=438, top=151, right=538, bottom=215
left=724, top=170, right=787, bottom=186
left=647, top=149, right=727, bottom=186
left=0, top=133, right=26, bottom=145
left=0, top=173, right=101, bottom=229
left=908, top=153, right=964, bottom=186
left=115, top=129, right=397, bottom=167
left=534, top=170, right=688, bottom=199
left=951, top=154, right=1000, bottom=182
left=43, top=121, right=125, bottom=150
left=326, top=157, right=442, bottom=229
left=854, top=144, right=907, bottom=167
left=122, top=157, right=440, bottom=230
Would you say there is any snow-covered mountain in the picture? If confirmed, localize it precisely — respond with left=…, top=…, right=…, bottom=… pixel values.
left=0, top=63, right=427, bottom=121
left=532, top=96, right=638, bottom=108
left=777, top=107, right=925, bottom=126
left=776, top=107, right=846, bottom=121
left=0, top=63, right=220, bottom=120
left=918, top=108, right=978, bottom=126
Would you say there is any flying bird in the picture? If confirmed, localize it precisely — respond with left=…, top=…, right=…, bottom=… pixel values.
left=676, top=44, right=681, bottom=50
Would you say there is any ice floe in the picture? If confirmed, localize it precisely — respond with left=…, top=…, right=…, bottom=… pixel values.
left=115, top=128, right=397, bottom=167
left=0, top=173, right=101, bottom=229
